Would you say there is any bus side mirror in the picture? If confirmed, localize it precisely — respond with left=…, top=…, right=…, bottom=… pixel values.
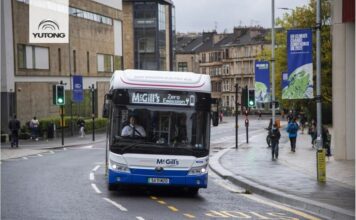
left=212, top=112, right=219, bottom=126
left=102, top=103, right=109, bottom=118
left=102, top=93, right=112, bottom=118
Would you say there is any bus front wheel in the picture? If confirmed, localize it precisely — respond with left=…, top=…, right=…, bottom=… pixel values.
left=108, top=183, right=117, bottom=191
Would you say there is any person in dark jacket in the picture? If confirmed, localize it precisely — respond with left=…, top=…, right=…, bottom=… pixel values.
left=8, top=115, right=20, bottom=148
left=270, top=123, right=281, bottom=160
left=287, top=118, right=299, bottom=152
left=322, top=125, right=332, bottom=158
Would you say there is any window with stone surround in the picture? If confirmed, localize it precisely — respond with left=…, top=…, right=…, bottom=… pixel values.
left=17, top=44, right=49, bottom=70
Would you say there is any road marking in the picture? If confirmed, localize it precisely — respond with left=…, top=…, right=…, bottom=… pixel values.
left=183, top=213, right=196, bottom=218
left=157, top=200, right=166, bottom=205
left=167, top=206, right=179, bottom=212
left=37, top=154, right=43, bottom=157
left=89, top=172, right=94, bottom=181
left=91, top=183, right=101, bottom=194
left=22, top=157, right=28, bottom=160
left=103, top=198, right=127, bottom=211
left=63, top=148, right=67, bottom=151
left=49, top=151, right=55, bottom=154
left=150, top=196, right=158, bottom=200
left=81, top=145, right=93, bottom=149
left=92, top=165, right=100, bottom=172
left=136, top=217, right=145, bottom=220
left=242, top=194, right=321, bottom=220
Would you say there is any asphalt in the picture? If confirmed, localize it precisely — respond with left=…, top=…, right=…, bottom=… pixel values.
left=1, top=120, right=355, bottom=220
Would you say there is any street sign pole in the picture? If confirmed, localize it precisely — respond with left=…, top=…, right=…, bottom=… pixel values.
left=271, top=0, right=276, bottom=125
left=235, top=83, right=239, bottom=149
left=61, top=105, right=64, bottom=146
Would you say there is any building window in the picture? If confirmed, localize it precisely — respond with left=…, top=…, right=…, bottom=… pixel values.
left=17, top=44, right=49, bottom=70
left=178, top=62, right=188, bottom=72
left=73, top=50, right=76, bottom=73
left=58, top=48, right=61, bottom=72
left=97, top=54, right=113, bottom=72
left=114, top=55, right=123, bottom=70
left=87, top=51, right=90, bottom=73
left=223, top=64, right=229, bottom=75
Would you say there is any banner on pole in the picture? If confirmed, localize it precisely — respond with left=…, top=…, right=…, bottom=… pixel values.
left=72, top=75, right=83, bottom=102
left=255, top=61, right=270, bottom=103
left=283, top=29, right=313, bottom=99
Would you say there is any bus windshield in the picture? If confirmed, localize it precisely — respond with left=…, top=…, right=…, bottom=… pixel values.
left=109, top=105, right=210, bottom=156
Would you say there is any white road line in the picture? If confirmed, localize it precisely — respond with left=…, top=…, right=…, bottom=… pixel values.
left=63, top=148, right=67, bottom=151
left=92, top=165, right=100, bottom=172
left=49, top=151, right=55, bottom=154
left=81, top=145, right=93, bottom=149
left=136, top=217, right=145, bottom=220
left=103, top=198, right=128, bottom=211
left=89, top=172, right=95, bottom=181
left=91, top=183, right=101, bottom=194
left=37, top=154, right=43, bottom=157
left=22, top=157, right=28, bottom=160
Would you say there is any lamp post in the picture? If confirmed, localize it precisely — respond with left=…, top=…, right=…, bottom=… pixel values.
left=89, top=84, right=95, bottom=141
left=271, top=0, right=276, bottom=125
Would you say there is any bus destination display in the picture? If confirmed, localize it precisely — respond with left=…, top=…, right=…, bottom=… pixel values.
left=130, top=92, right=195, bottom=106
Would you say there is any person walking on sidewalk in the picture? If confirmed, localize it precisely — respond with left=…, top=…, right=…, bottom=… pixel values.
left=322, top=125, right=332, bottom=158
left=77, top=117, right=85, bottom=138
left=308, top=119, right=317, bottom=148
left=30, top=116, right=39, bottom=141
left=287, top=118, right=299, bottom=152
left=8, top=115, right=20, bottom=148
left=270, top=123, right=281, bottom=160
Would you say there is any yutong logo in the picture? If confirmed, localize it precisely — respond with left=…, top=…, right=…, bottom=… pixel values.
left=32, top=19, right=66, bottom=39
left=156, top=159, right=179, bottom=166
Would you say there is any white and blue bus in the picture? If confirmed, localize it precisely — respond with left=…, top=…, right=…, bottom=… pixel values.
left=104, top=69, right=212, bottom=194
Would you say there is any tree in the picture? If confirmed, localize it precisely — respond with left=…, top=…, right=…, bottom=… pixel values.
left=258, top=0, right=332, bottom=122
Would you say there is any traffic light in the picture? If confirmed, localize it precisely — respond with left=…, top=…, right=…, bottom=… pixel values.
left=248, top=90, right=255, bottom=107
left=241, top=86, right=248, bottom=107
left=55, top=84, right=65, bottom=105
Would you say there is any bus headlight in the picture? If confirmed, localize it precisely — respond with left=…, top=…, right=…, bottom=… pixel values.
left=110, top=160, right=130, bottom=173
left=188, top=165, right=208, bottom=175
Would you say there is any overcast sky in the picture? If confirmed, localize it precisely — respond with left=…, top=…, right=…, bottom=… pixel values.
left=174, top=0, right=310, bottom=33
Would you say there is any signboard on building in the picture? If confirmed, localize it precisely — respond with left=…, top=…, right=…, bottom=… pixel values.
left=72, top=75, right=83, bottom=102
left=283, top=29, right=313, bottom=99
left=254, top=61, right=270, bottom=103
left=29, top=0, right=69, bottom=43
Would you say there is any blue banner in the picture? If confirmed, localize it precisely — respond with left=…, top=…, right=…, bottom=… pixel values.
left=72, top=75, right=83, bottom=102
left=255, top=61, right=270, bottom=103
left=283, top=29, right=313, bottom=99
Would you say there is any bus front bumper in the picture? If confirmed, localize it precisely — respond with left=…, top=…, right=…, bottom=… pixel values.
left=108, top=169, right=208, bottom=188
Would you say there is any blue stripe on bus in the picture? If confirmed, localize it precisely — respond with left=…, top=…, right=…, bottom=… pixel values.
left=108, top=169, right=208, bottom=188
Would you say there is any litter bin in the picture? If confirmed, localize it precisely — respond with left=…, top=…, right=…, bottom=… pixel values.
left=47, top=122, right=54, bottom=139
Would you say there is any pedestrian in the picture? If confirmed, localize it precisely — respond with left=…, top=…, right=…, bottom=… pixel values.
left=270, top=122, right=281, bottom=160
left=258, top=110, right=262, bottom=120
left=30, top=116, right=40, bottom=141
left=299, top=114, right=306, bottom=134
left=308, top=119, right=317, bottom=148
left=219, top=112, right=224, bottom=123
left=322, top=125, right=332, bottom=158
left=8, top=115, right=21, bottom=148
left=287, top=117, right=299, bottom=152
left=77, top=117, right=85, bottom=138
left=287, top=110, right=294, bottom=122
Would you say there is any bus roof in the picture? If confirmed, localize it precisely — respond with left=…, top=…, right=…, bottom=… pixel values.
left=110, top=69, right=211, bottom=93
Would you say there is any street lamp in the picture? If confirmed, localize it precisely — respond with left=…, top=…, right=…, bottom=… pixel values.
left=271, top=0, right=276, bottom=125
left=278, top=7, right=295, bottom=27
left=89, top=84, right=95, bottom=141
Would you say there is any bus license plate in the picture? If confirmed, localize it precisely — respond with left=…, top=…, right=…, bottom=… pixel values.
left=148, top=178, right=170, bottom=184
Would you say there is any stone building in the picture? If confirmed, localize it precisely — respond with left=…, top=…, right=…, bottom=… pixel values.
left=122, top=0, right=175, bottom=71
left=331, top=0, right=355, bottom=160
left=176, top=27, right=269, bottom=114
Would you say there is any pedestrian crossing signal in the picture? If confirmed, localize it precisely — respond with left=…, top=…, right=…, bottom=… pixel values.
left=53, top=84, right=65, bottom=106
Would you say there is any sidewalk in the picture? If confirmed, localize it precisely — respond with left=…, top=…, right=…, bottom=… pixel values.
left=210, top=119, right=355, bottom=220
left=1, top=133, right=107, bottom=160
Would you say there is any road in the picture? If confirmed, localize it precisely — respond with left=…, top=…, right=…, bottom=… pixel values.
left=1, top=117, right=324, bottom=220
